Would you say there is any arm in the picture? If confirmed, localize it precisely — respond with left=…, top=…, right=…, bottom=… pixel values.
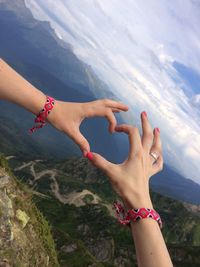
left=88, top=112, right=173, bottom=267
left=0, top=58, right=46, bottom=114
left=0, top=58, right=128, bottom=155
left=130, top=218, right=172, bottom=267
left=125, top=194, right=172, bottom=266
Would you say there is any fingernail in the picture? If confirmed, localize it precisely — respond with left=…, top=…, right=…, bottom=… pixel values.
left=155, top=128, right=160, bottom=133
left=83, top=150, right=88, bottom=158
left=142, top=111, right=147, bottom=117
left=86, top=152, right=93, bottom=161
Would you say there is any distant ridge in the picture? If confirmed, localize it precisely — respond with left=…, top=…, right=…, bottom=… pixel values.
left=151, top=164, right=200, bottom=204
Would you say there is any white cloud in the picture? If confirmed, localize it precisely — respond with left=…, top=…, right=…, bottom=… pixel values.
left=191, top=94, right=200, bottom=107
left=25, top=0, right=200, bottom=183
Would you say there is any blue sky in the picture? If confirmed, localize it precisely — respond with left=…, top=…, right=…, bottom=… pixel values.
left=25, top=0, right=200, bottom=183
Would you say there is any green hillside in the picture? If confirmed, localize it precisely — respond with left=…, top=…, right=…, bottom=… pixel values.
left=0, top=155, right=59, bottom=266
left=6, top=156, right=200, bottom=267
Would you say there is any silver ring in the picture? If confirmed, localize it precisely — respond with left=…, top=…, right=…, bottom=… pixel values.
left=150, top=152, right=158, bottom=162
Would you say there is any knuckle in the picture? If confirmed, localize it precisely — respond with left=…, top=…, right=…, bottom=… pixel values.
left=158, top=158, right=164, bottom=171
left=152, top=146, right=162, bottom=154
left=130, top=126, right=139, bottom=136
left=106, top=110, right=114, bottom=120
left=129, top=127, right=134, bottom=134
left=129, top=126, right=137, bottom=133
left=145, top=131, right=154, bottom=140
left=106, top=108, right=111, bottom=115
left=76, top=137, right=87, bottom=147
left=94, top=99, right=102, bottom=107
left=105, top=110, right=111, bottom=118
left=103, top=98, right=109, bottom=105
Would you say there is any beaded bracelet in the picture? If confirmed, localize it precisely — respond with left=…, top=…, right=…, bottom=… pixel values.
left=29, top=95, right=55, bottom=133
left=113, top=201, right=162, bottom=229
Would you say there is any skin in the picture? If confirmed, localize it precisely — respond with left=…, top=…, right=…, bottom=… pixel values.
left=89, top=112, right=173, bottom=267
left=0, top=58, right=128, bottom=155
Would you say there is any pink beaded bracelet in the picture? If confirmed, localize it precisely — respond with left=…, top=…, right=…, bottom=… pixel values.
left=113, top=201, right=162, bottom=229
left=29, top=95, right=55, bottom=133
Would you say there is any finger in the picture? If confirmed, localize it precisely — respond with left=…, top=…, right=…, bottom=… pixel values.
left=104, top=109, right=117, bottom=133
left=102, top=99, right=129, bottom=111
left=88, top=152, right=114, bottom=174
left=152, top=128, right=161, bottom=149
left=70, top=129, right=90, bottom=155
left=86, top=106, right=117, bottom=133
left=152, top=155, right=164, bottom=175
left=149, top=128, right=162, bottom=164
left=141, top=111, right=154, bottom=151
left=111, top=108, right=121, bottom=113
left=115, top=124, right=142, bottom=158
left=150, top=128, right=162, bottom=164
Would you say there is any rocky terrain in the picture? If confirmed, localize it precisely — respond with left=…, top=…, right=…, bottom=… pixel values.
left=0, top=155, right=59, bottom=267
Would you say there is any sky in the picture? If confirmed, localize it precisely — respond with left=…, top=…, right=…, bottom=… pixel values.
left=25, top=0, right=200, bottom=184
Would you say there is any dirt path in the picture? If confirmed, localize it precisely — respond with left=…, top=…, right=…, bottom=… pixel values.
left=13, top=159, right=115, bottom=216
left=14, top=160, right=75, bottom=204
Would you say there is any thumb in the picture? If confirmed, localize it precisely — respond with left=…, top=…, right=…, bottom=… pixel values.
left=88, top=152, right=113, bottom=173
left=72, top=129, right=90, bottom=156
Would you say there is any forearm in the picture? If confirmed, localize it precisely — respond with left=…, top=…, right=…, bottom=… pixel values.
left=122, top=192, right=173, bottom=267
left=0, top=58, right=46, bottom=114
left=131, top=219, right=173, bottom=267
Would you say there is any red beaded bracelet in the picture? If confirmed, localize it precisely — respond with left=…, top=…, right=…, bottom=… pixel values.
left=29, top=95, right=55, bottom=133
left=113, top=201, right=162, bottom=229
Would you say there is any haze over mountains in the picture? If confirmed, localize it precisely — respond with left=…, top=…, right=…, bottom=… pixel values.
left=0, top=0, right=200, bottom=205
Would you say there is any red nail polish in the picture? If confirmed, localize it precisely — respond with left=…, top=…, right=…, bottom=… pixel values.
left=142, top=111, right=147, bottom=117
left=86, top=152, right=93, bottom=161
left=155, top=128, right=160, bottom=133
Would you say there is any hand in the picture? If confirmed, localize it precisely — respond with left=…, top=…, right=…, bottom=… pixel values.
left=88, top=111, right=163, bottom=209
left=47, top=99, right=128, bottom=155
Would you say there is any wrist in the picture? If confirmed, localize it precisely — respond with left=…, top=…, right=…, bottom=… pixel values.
left=29, top=95, right=56, bottom=133
left=113, top=200, right=161, bottom=228
left=123, top=193, right=153, bottom=210
left=31, top=92, right=46, bottom=115
left=46, top=99, right=60, bottom=124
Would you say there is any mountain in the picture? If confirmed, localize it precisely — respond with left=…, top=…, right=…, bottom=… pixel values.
left=0, top=0, right=112, bottom=97
left=6, top=155, right=200, bottom=267
left=151, top=164, right=200, bottom=205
